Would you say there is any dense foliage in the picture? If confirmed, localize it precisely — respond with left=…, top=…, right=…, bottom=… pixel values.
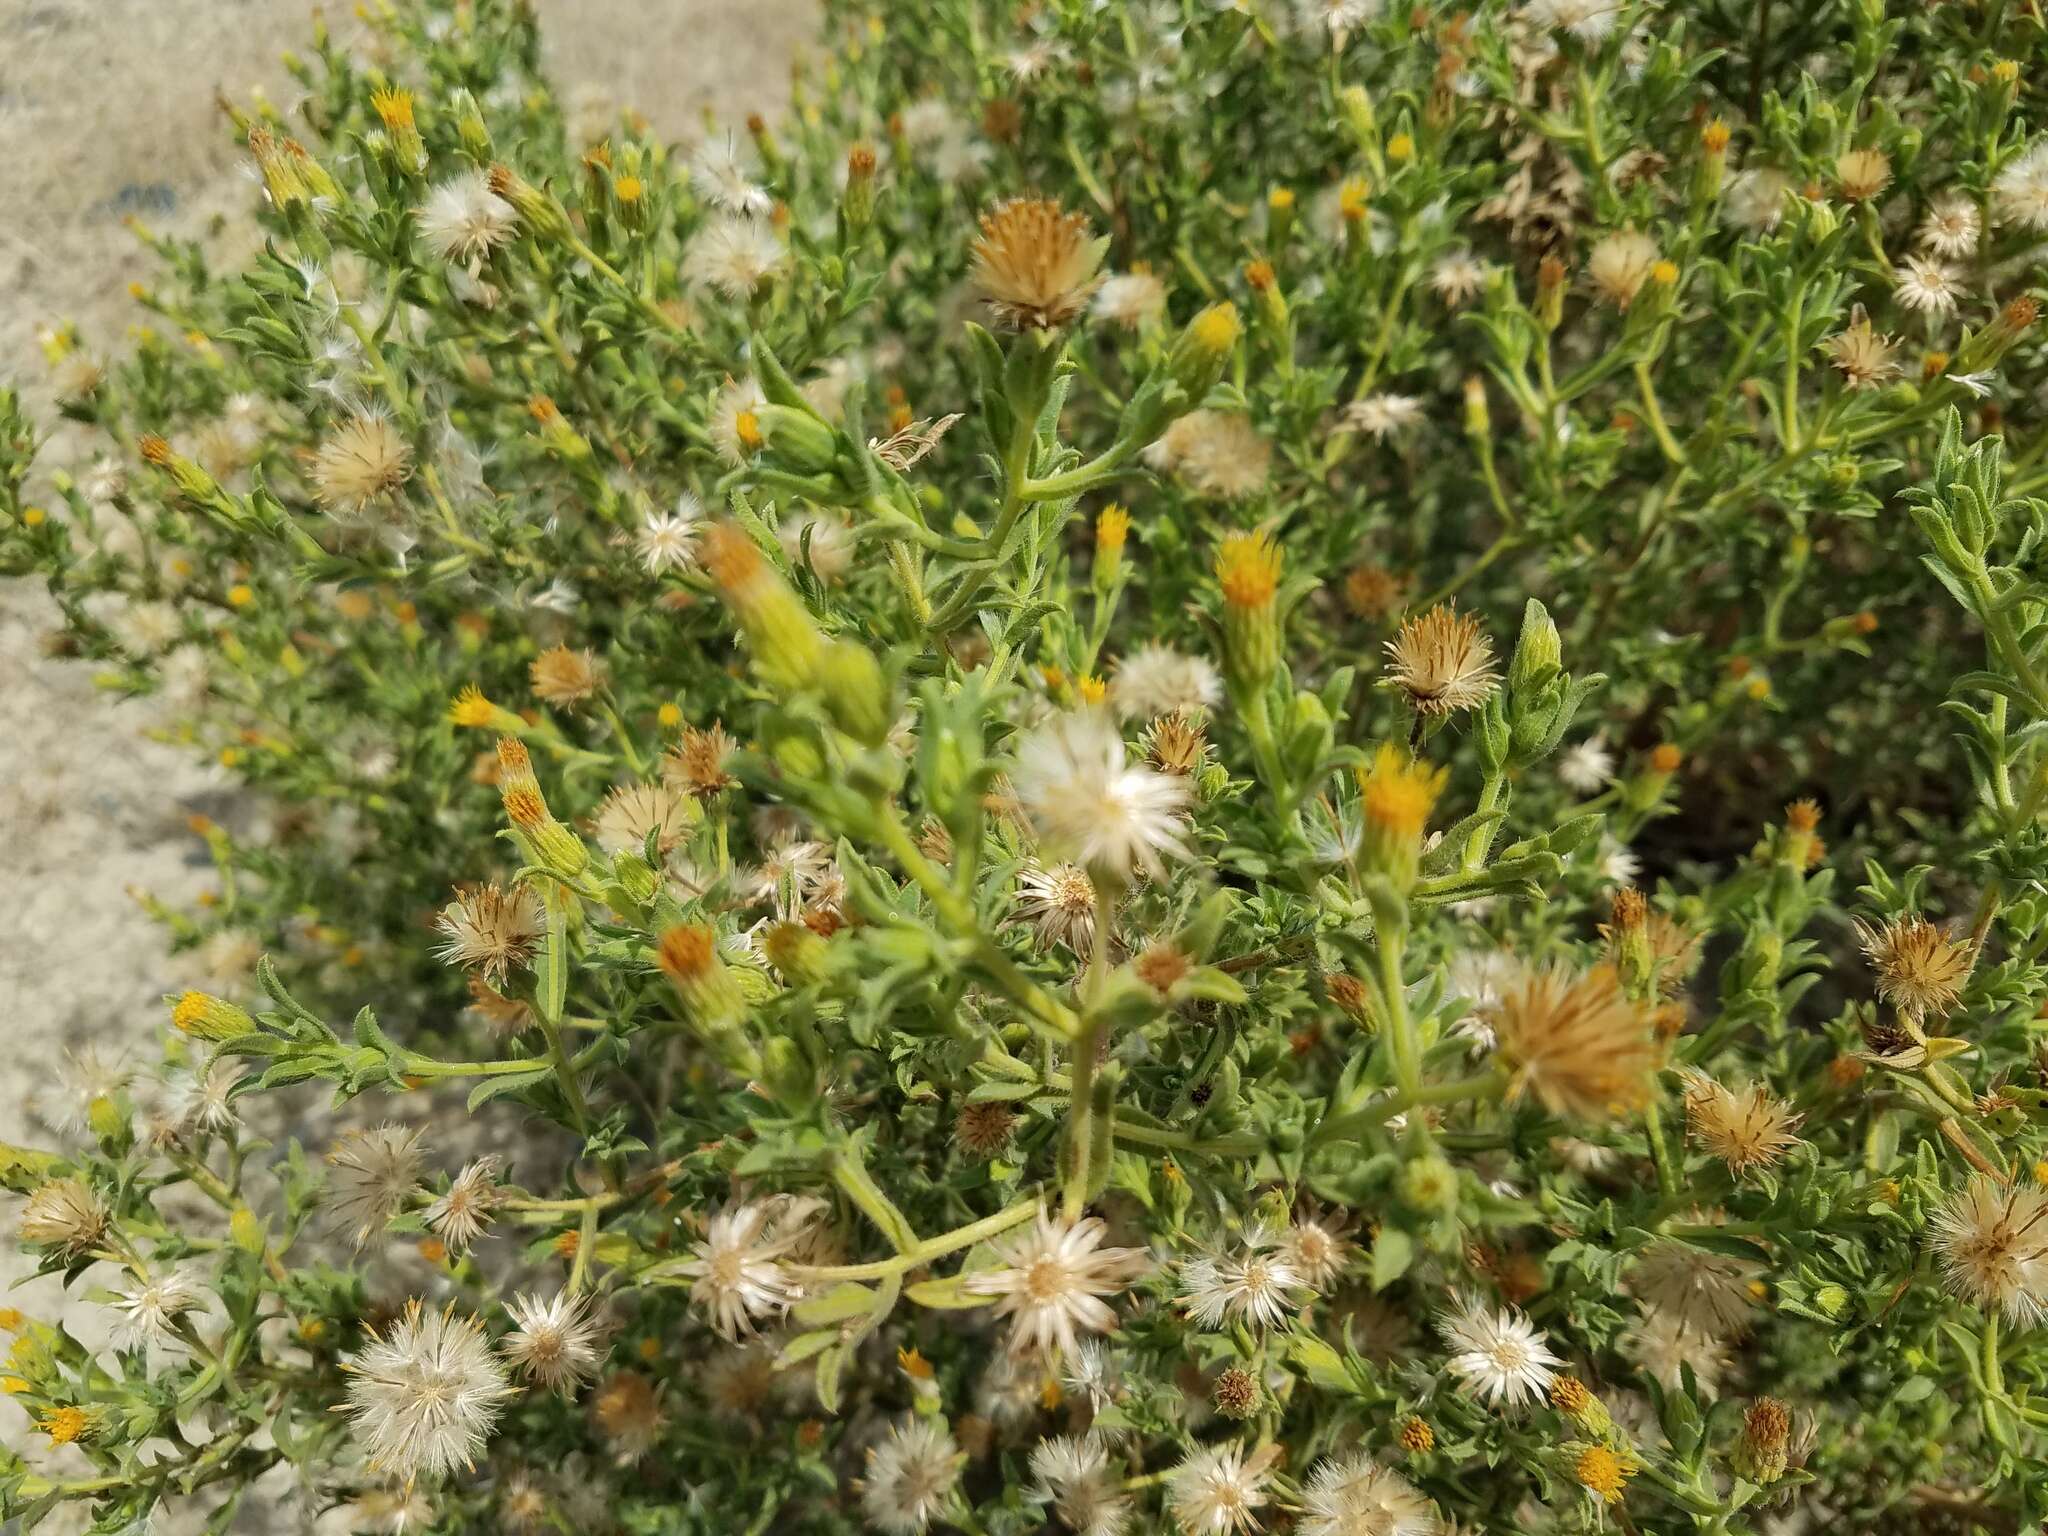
left=8, top=0, right=2048, bottom=1532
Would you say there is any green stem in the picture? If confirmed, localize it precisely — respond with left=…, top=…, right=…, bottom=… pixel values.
left=794, top=1197, right=1040, bottom=1281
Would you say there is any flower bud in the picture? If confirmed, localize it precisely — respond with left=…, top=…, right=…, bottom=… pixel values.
left=703, top=524, right=827, bottom=691
left=1338, top=85, right=1376, bottom=148
left=1213, top=529, right=1283, bottom=695
left=496, top=740, right=589, bottom=878
left=371, top=87, right=426, bottom=173
left=1266, top=185, right=1296, bottom=246
left=1536, top=256, right=1567, bottom=332
left=1507, top=598, right=1562, bottom=695
left=1358, top=744, right=1447, bottom=897
left=488, top=164, right=567, bottom=239
left=842, top=142, right=878, bottom=231
left=171, top=991, right=256, bottom=1042
left=657, top=925, right=753, bottom=1069
left=1397, top=1152, right=1458, bottom=1215
left=1462, top=375, right=1490, bottom=438
left=1733, top=1397, right=1791, bottom=1484
left=1093, top=505, right=1130, bottom=592
left=816, top=639, right=893, bottom=747
left=1168, top=303, right=1242, bottom=404
left=451, top=88, right=492, bottom=157
left=754, top=404, right=841, bottom=475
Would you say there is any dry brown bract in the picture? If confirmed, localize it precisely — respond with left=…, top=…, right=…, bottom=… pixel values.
left=969, top=198, right=1108, bottom=330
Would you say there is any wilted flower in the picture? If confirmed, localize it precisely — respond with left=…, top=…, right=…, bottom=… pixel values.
left=1382, top=604, right=1499, bottom=717
left=1437, top=1297, right=1562, bottom=1408
left=503, top=1290, right=606, bottom=1394
left=677, top=1195, right=825, bottom=1338
left=1491, top=962, right=1659, bottom=1121
left=965, top=1210, right=1151, bottom=1357
left=417, top=171, right=519, bottom=271
left=970, top=198, right=1107, bottom=330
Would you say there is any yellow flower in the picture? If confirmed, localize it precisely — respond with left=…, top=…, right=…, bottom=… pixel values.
left=1357, top=744, right=1446, bottom=845
left=1214, top=530, right=1282, bottom=611
left=448, top=685, right=504, bottom=730
left=1573, top=1444, right=1633, bottom=1503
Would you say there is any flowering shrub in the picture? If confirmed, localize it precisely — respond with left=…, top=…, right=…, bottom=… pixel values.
left=12, top=0, right=2048, bottom=1531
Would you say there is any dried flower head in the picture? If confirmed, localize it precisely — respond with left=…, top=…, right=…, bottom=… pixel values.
left=585, top=1369, right=663, bottom=1462
left=1627, top=1235, right=1760, bottom=1337
left=425, top=1157, right=502, bottom=1253
left=417, top=171, right=519, bottom=271
left=862, top=1416, right=961, bottom=1535
left=1144, top=711, right=1210, bottom=776
left=503, top=1289, right=606, bottom=1394
left=20, top=1177, right=109, bottom=1256
left=1586, top=229, right=1660, bottom=309
left=1016, top=861, right=1102, bottom=953
left=1167, top=1441, right=1278, bottom=1536
left=530, top=644, right=607, bottom=706
left=1438, top=1296, right=1562, bottom=1409
left=965, top=1210, right=1151, bottom=1357
left=1930, top=1176, right=2048, bottom=1323
left=663, top=721, right=741, bottom=799
left=1299, top=1453, right=1441, bottom=1536
left=593, top=780, right=693, bottom=857
left=955, top=1100, right=1019, bottom=1160
left=1856, top=915, right=1971, bottom=1022
left=1112, top=643, right=1222, bottom=721
left=1094, top=270, right=1169, bottom=329
left=1824, top=306, right=1900, bottom=391
left=1491, top=963, right=1659, bottom=1121
left=435, top=884, right=545, bottom=985
left=1383, top=604, right=1499, bottom=717
left=1013, top=710, right=1190, bottom=881
left=1834, top=147, right=1892, bottom=202
left=343, top=1300, right=513, bottom=1483
left=970, top=198, right=1108, bottom=329
left=1031, top=1434, right=1131, bottom=1536
left=1681, top=1074, right=1803, bottom=1176
left=1995, top=143, right=2048, bottom=231
left=312, top=410, right=414, bottom=513
left=326, top=1124, right=426, bottom=1247
left=678, top=1195, right=826, bottom=1338
left=1180, top=1228, right=1311, bottom=1331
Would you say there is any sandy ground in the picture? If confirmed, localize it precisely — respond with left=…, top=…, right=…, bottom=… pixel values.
left=0, top=0, right=804, bottom=1521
